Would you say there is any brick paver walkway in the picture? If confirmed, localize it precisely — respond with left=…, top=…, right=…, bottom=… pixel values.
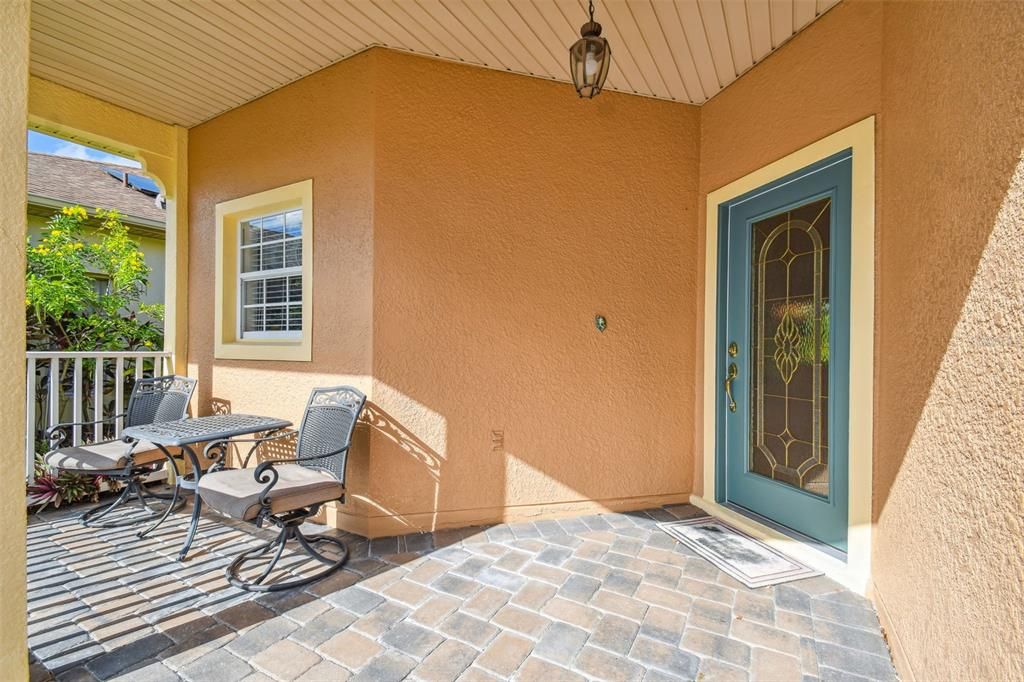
left=27, top=500, right=897, bottom=681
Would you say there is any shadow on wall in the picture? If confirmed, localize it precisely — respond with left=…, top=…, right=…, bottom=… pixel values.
left=362, top=403, right=443, bottom=480
left=357, top=401, right=444, bottom=532
left=872, top=146, right=1024, bottom=671
left=208, top=398, right=230, bottom=416
left=870, top=2, right=1024, bottom=678
left=872, top=146, right=1024, bottom=678
left=872, top=142, right=1024, bottom=516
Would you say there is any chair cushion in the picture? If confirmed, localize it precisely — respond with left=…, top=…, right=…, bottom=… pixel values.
left=44, top=440, right=161, bottom=472
left=198, top=464, right=344, bottom=521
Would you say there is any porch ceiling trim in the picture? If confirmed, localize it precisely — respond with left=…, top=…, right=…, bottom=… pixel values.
left=30, top=0, right=840, bottom=128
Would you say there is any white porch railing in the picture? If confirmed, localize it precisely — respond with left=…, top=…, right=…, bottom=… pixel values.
left=25, top=351, right=173, bottom=482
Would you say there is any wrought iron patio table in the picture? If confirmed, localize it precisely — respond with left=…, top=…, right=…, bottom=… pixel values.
left=122, top=414, right=292, bottom=561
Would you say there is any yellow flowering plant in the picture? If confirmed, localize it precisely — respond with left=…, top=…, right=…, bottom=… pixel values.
left=26, top=205, right=163, bottom=351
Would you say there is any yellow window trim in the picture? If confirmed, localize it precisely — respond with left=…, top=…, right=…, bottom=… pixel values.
left=214, top=179, right=313, bottom=362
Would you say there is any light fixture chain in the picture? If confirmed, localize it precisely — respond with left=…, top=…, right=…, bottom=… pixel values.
left=588, top=0, right=595, bottom=22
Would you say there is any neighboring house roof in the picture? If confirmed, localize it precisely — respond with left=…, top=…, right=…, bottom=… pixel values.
left=27, top=153, right=166, bottom=228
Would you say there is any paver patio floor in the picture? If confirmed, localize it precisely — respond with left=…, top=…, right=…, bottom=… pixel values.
left=27, top=499, right=897, bottom=681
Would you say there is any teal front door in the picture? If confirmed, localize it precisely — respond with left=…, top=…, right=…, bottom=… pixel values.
left=716, top=150, right=852, bottom=552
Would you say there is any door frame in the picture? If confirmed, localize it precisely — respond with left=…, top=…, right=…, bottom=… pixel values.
left=693, top=117, right=875, bottom=594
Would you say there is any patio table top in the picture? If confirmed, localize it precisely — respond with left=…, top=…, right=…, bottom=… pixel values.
left=122, top=414, right=292, bottom=447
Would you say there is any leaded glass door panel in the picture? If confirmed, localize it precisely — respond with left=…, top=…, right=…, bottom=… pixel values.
left=717, top=150, right=852, bottom=552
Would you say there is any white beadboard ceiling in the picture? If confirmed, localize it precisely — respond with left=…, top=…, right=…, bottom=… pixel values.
left=30, top=0, right=841, bottom=128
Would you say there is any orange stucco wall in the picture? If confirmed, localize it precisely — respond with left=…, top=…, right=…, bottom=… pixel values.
left=188, top=49, right=699, bottom=536
left=369, top=51, right=698, bottom=532
left=873, top=2, right=1023, bottom=679
left=698, top=1, right=1024, bottom=679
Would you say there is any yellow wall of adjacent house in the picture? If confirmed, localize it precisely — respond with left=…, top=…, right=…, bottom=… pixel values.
left=28, top=77, right=187, bottom=373
left=1, top=1, right=30, bottom=678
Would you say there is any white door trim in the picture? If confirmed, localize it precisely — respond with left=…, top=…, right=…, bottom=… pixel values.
left=695, top=116, right=876, bottom=594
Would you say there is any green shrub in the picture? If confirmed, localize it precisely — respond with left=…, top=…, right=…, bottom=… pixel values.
left=26, top=205, right=163, bottom=351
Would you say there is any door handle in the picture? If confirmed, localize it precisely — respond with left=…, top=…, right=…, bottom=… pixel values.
left=724, top=362, right=738, bottom=413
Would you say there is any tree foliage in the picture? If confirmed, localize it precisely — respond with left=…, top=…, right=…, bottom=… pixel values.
left=26, top=205, right=163, bottom=351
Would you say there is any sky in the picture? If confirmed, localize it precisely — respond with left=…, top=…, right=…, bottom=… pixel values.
left=27, top=130, right=142, bottom=168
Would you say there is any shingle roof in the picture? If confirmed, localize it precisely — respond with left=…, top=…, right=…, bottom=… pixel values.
left=27, top=153, right=166, bottom=225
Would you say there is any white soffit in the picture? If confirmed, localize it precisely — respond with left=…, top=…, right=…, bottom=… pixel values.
left=30, top=0, right=842, bottom=127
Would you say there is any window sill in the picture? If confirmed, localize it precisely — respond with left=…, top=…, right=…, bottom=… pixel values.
left=214, top=337, right=310, bottom=362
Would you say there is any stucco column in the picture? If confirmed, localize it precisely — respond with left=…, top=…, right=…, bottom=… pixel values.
left=0, top=0, right=30, bottom=677
left=138, top=137, right=189, bottom=376
left=162, top=128, right=189, bottom=376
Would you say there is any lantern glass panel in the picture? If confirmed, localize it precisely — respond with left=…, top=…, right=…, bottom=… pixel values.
left=570, top=36, right=611, bottom=98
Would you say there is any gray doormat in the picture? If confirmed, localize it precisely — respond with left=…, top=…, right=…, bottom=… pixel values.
left=658, top=517, right=822, bottom=589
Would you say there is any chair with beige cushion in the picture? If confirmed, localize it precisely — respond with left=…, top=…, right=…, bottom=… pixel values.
left=197, top=385, right=366, bottom=592
left=44, top=375, right=197, bottom=527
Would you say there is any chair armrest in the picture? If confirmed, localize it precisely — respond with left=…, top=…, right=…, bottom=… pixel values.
left=250, top=445, right=350, bottom=525
left=45, top=414, right=127, bottom=449
left=253, top=445, right=351, bottom=470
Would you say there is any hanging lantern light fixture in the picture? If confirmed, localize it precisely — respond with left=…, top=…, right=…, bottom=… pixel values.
left=569, top=0, right=612, bottom=98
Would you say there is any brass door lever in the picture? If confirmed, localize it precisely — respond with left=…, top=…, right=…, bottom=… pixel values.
left=725, top=362, right=738, bottom=413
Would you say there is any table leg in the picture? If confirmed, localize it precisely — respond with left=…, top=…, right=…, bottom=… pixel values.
left=177, top=444, right=204, bottom=562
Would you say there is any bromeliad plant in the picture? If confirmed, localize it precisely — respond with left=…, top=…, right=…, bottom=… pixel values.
left=27, top=454, right=100, bottom=511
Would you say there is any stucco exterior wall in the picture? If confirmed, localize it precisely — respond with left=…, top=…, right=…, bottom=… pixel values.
left=0, top=1, right=29, bottom=678
left=371, top=50, right=698, bottom=534
left=697, top=1, right=1024, bottom=679
left=872, top=2, right=1024, bottom=679
left=188, top=49, right=698, bottom=536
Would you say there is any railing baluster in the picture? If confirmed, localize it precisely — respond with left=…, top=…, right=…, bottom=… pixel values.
left=22, top=351, right=172, bottom=486
left=48, top=357, right=59, bottom=434
left=72, top=357, right=83, bottom=446
left=115, top=356, right=125, bottom=437
left=94, top=356, right=104, bottom=443
left=25, top=358, right=36, bottom=482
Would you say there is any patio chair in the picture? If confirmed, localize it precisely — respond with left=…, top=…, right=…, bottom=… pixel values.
left=197, top=385, right=366, bottom=592
left=44, top=375, right=197, bottom=527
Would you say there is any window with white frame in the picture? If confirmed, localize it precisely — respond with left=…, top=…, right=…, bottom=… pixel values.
left=238, top=209, right=303, bottom=338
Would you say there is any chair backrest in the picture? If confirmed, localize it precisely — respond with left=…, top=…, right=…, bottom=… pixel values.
left=125, top=375, right=197, bottom=428
left=296, top=385, right=366, bottom=484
